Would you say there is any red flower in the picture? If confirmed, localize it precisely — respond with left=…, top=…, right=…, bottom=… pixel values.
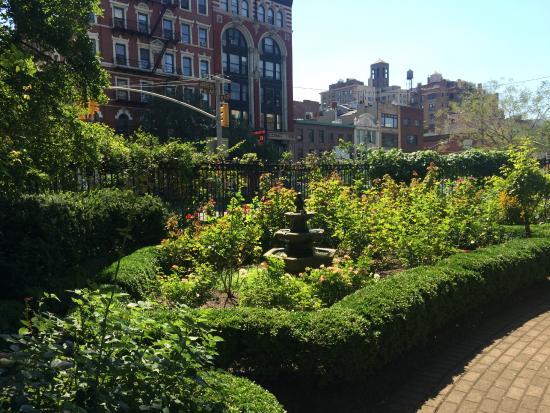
left=243, top=204, right=251, bottom=214
left=185, top=213, right=194, bottom=221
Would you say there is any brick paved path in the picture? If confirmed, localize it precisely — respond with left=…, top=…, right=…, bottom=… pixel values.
left=376, top=280, right=550, bottom=413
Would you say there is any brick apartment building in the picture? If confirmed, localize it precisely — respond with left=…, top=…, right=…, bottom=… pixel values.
left=292, top=119, right=354, bottom=159
left=88, top=0, right=294, bottom=142
left=411, top=72, right=474, bottom=133
left=378, top=103, right=424, bottom=152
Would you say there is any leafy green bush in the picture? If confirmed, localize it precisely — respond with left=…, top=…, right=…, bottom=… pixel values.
left=202, top=230, right=550, bottom=382
left=307, top=170, right=503, bottom=268
left=158, top=263, right=215, bottom=307
left=239, top=258, right=321, bottom=311
left=0, top=189, right=167, bottom=299
left=97, top=246, right=160, bottom=300
left=0, top=289, right=285, bottom=412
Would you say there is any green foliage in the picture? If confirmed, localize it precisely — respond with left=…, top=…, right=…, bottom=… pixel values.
left=307, top=170, right=503, bottom=268
left=0, top=189, right=168, bottom=299
left=239, top=258, right=321, bottom=311
left=202, top=229, right=550, bottom=382
left=497, top=142, right=550, bottom=235
left=158, top=263, right=215, bottom=308
left=0, top=0, right=109, bottom=194
left=97, top=246, right=160, bottom=300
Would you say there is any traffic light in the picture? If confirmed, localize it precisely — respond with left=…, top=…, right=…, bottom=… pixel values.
left=220, top=102, right=229, bottom=127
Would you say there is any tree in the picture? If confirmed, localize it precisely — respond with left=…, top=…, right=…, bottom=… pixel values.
left=437, top=81, right=550, bottom=151
left=0, top=0, right=108, bottom=193
left=140, top=88, right=215, bottom=143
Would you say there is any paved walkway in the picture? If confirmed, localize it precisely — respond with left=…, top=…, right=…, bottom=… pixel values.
left=377, top=280, right=550, bottom=413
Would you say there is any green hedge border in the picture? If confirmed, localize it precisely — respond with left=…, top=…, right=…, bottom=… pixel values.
left=202, top=227, right=550, bottom=382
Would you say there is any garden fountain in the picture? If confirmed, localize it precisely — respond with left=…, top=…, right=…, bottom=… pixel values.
left=264, top=193, right=336, bottom=274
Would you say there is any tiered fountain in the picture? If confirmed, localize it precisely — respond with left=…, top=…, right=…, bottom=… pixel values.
left=264, top=193, right=336, bottom=274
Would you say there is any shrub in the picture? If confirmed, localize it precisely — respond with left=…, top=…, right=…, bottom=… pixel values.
left=0, top=289, right=285, bottom=412
left=0, top=190, right=167, bottom=299
left=239, top=258, right=321, bottom=311
left=158, top=263, right=215, bottom=307
left=97, top=246, right=160, bottom=300
left=201, top=229, right=550, bottom=382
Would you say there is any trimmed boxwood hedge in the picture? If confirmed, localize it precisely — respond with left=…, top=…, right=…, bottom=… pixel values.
left=97, top=246, right=160, bottom=300
left=202, top=227, right=550, bottom=382
left=0, top=190, right=168, bottom=300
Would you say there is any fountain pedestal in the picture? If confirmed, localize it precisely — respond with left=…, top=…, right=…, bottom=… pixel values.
left=264, top=194, right=336, bottom=274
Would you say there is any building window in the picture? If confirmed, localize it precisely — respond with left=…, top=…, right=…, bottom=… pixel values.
left=164, top=53, right=174, bottom=74
left=382, top=113, right=398, bottom=128
left=165, top=85, right=176, bottom=97
left=138, top=13, right=149, bottom=33
left=414, top=119, right=420, bottom=127
left=116, top=78, right=129, bottom=101
left=308, top=130, right=314, bottom=143
left=220, top=0, right=228, bottom=11
left=115, top=43, right=127, bottom=65
left=116, top=113, right=130, bottom=134
left=141, top=81, right=152, bottom=103
left=428, top=103, right=436, bottom=111
left=231, top=0, right=238, bottom=14
left=198, top=27, right=208, bottom=47
left=139, top=48, right=151, bottom=69
left=382, top=133, right=398, bottom=148
left=319, top=130, right=325, bottom=143
left=258, top=5, right=265, bottom=22
left=198, top=0, right=207, bottom=14
left=182, top=56, right=192, bottom=76
left=163, top=19, right=173, bottom=40
left=180, top=0, right=190, bottom=10
left=267, top=8, right=274, bottom=24
left=200, top=60, right=209, bottom=77
left=240, top=1, right=249, bottom=17
left=275, top=10, right=283, bottom=27
left=406, top=135, right=418, bottom=145
left=181, top=23, right=191, bottom=43
left=113, top=6, right=125, bottom=28
left=89, top=36, right=99, bottom=55
left=183, top=87, right=194, bottom=102
left=88, top=13, right=97, bottom=24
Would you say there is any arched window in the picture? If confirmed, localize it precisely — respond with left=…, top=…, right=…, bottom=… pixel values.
left=275, top=10, right=283, bottom=27
left=231, top=0, right=238, bottom=14
left=116, top=113, right=130, bottom=134
left=257, top=5, right=265, bottom=22
left=220, top=0, right=228, bottom=11
left=240, top=0, right=249, bottom=17
left=267, top=8, right=274, bottom=25
left=260, top=37, right=283, bottom=131
left=222, top=29, right=250, bottom=125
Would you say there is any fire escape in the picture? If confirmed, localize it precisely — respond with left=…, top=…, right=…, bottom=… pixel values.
left=111, top=0, right=177, bottom=73
left=148, top=0, right=178, bottom=74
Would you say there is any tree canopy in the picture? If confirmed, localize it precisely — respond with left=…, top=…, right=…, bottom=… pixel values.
left=437, top=81, right=550, bottom=152
left=0, top=0, right=108, bottom=193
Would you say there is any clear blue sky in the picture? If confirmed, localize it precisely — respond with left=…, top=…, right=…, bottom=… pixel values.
left=292, top=0, right=550, bottom=101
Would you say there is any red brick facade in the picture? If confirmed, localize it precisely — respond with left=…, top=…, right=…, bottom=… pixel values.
left=89, top=0, right=293, bottom=138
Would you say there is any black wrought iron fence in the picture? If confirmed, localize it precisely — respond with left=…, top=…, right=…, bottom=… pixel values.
left=38, top=157, right=550, bottom=214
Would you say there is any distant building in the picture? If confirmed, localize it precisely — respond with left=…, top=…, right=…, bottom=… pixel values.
left=320, top=61, right=410, bottom=110
left=378, top=103, right=424, bottom=152
left=293, top=100, right=321, bottom=120
left=411, top=72, right=475, bottom=133
left=292, top=119, right=354, bottom=159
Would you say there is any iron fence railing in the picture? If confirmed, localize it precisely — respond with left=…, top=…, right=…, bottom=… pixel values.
left=33, top=158, right=550, bottom=214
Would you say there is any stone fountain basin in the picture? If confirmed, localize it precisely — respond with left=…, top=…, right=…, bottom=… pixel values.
left=274, top=229, right=324, bottom=243
left=264, top=247, right=337, bottom=274
left=285, top=212, right=315, bottom=220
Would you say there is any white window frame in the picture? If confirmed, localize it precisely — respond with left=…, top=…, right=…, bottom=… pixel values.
left=199, top=58, right=210, bottom=78
left=180, top=0, right=192, bottom=11
left=111, top=3, right=128, bottom=29
left=140, top=80, right=153, bottom=102
left=197, top=0, right=208, bottom=15
left=163, top=52, right=176, bottom=74
left=138, top=46, right=152, bottom=70
left=180, top=22, right=192, bottom=44
left=88, top=32, right=100, bottom=56
left=112, top=38, right=129, bottom=66
left=115, top=77, right=130, bottom=101
left=181, top=53, right=194, bottom=77
left=197, top=25, right=209, bottom=48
